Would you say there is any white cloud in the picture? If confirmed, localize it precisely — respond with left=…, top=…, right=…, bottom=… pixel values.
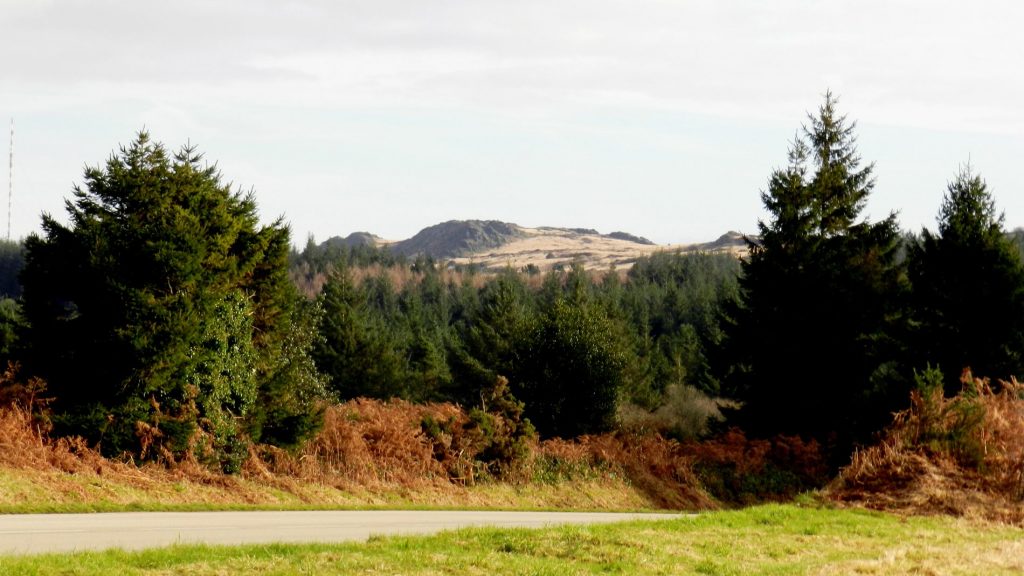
left=6, top=0, right=1023, bottom=132
left=2, top=0, right=1024, bottom=242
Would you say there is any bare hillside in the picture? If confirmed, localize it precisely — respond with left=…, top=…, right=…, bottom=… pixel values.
left=447, top=228, right=749, bottom=271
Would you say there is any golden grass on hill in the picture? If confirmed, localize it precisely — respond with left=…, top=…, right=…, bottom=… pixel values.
left=446, top=227, right=749, bottom=272
left=829, top=374, right=1024, bottom=524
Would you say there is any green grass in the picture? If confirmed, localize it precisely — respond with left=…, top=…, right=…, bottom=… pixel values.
left=2, top=504, right=1022, bottom=574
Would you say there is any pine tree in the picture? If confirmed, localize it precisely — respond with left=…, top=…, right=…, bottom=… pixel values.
left=907, top=167, right=1024, bottom=392
left=445, top=269, right=535, bottom=406
left=723, top=93, right=906, bottom=453
left=313, top=268, right=408, bottom=400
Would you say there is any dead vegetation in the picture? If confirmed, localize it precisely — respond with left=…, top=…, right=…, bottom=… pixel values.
left=11, top=362, right=1022, bottom=522
left=0, top=388, right=718, bottom=511
left=539, top=433, right=717, bottom=510
left=0, top=355, right=829, bottom=513
left=681, top=429, right=829, bottom=506
left=829, top=370, right=1024, bottom=525
left=246, top=400, right=457, bottom=491
left=3, top=385, right=836, bottom=513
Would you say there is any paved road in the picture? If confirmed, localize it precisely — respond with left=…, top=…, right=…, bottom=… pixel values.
left=0, top=510, right=680, bottom=555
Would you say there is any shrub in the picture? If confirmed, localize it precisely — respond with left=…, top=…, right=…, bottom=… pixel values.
left=420, top=376, right=537, bottom=482
left=909, top=366, right=988, bottom=469
left=618, top=384, right=736, bottom=440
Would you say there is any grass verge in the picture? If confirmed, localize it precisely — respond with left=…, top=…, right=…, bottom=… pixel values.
left=2, top=504, right=1022, bottom=574
left=0, top=466, right=654, bottom=514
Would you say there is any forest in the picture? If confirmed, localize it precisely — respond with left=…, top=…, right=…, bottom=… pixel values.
left=2, top=92, right=1024, bottom=485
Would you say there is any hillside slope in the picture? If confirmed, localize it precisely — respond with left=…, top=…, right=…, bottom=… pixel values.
left=445, top=227, right=748, bottom=271
left=318, top=220, right=750, bottom=271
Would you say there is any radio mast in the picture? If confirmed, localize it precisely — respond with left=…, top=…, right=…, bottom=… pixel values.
left=7, top=119, right=12, bottom=241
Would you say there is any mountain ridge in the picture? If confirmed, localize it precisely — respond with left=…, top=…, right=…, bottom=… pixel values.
left=315, top=220, right=749, bottom=271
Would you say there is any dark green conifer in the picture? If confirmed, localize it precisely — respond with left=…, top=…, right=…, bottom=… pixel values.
left=723, top=93, right=906, bottom=453
left=20, top=133, right=325, bottom=463
left=907, top=167, right=1024, bottom=392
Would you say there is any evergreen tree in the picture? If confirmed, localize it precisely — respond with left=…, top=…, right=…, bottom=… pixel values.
left=0, top=240, right=25, bottom=367
left=249, top=294, right=328, bottom=451
left=0, top=239, right=25, bottom=298
left=907, top=167, right=1024, bottom=392
left=447, top=269, right=535, bottom=405
left=314, top=269, right=408, bottom=400
left=723, top=93, right=906, bottom=452
left=20, top=133, right=325, bottom=463
left=625, top=251, right=741, bottom=399
left=0, top=298, right=21, bottom=366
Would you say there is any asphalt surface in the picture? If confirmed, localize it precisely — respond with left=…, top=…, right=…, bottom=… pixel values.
left=0, top=510, right=681, bottom=555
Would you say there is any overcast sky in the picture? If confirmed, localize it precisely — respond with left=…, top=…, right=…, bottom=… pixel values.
left=2, top=1, right=1023, bottom=245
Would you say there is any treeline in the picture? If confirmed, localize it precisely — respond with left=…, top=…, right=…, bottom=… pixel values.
left=294, top=247, right=740, bottom=440
left=3, top=93, right=1024, bottom=474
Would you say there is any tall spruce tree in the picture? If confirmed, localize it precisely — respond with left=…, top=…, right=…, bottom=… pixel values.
left=907, top=167, right=1024, bottom=392
left=20, top=133, right=325, bottom=464
left=314, top=268, right=409, bottom=400
left=723, top=93, right=906, bottom=453
left=455, top=270, right=533, bottom=384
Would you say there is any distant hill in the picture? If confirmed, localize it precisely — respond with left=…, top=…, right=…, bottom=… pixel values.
left=694, top=231, right=748, bottom=252
left=321, top=231, right=384, bottom=249
left=316, top=220, right=751, bottom=271
left=607, top=231, right=656, bottom=245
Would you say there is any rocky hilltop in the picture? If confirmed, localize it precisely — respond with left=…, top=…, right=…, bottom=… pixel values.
left=391, top=220, right=526, bottom=259
left=320, top=231, right=384, bottom=249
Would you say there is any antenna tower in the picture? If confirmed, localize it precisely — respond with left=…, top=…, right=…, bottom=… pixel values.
left=7, top=119, right=12, bottom=241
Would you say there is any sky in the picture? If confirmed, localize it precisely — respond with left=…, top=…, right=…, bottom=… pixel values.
left=2, top=1, right=1023, bottom=245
